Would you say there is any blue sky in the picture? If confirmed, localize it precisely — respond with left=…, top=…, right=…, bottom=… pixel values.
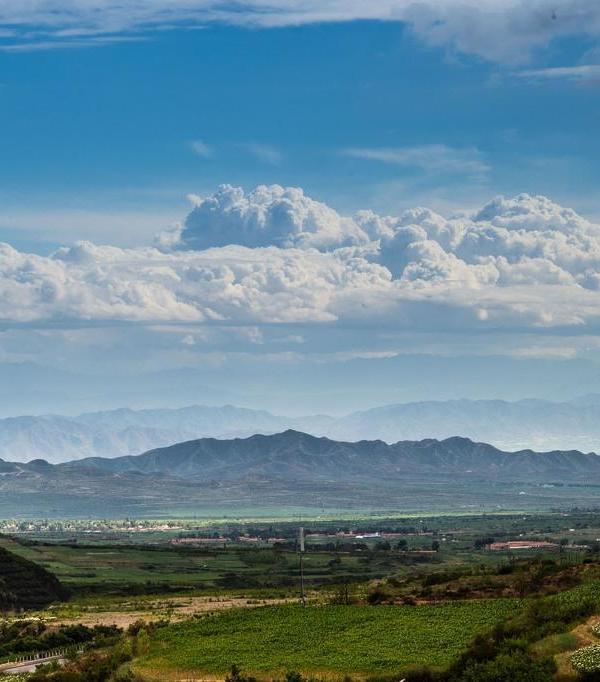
left=1, top=16, right=599, bottom=250
left=2, top=2, right=600, bottom=415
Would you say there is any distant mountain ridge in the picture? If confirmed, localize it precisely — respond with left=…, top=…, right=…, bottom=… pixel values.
left=4, top=396, right=600, bottom=463
left=1, top=430, right=600, bottom=517
left=71, top=430, right=599, bottom=481
left=0, top=406, right=332, bottom=464
left=328, top=396, right=600, bottom=451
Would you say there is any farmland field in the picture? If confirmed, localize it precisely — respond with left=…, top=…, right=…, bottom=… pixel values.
left=134, top=601, right=519, bottom=679
left=0, top=536, right=427, bottom=594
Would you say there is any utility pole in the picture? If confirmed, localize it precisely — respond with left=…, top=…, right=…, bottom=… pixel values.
left=299, top=526, right=306, bottom=607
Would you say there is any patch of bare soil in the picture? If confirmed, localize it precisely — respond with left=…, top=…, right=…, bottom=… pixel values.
left=55, top=596, right=294, bottom=629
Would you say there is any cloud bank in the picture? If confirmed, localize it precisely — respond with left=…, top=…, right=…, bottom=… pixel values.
left=3, top=185, right=600, bottom=338
left=1, top=0, right=600, bottom=63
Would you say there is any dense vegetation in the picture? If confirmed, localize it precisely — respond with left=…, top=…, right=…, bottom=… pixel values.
left=0, top=547, right=69, bottom=610
left=19, top=622, right=147, bottom=682
left=129, top=583, right=600, bottom=680
left=0, top=620, right=120, bottom=661
left=134, top=601, right=518, bottom=677
left=442, top=582, right=600, bottom=681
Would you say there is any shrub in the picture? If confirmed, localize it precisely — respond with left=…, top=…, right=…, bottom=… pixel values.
left=366, top=587, right=390, bottom=604
left=225, top=664, right=257, bottom=682
left=284, top=671, right=305, bottom=682
left=458, top=652, right=555, bottom=681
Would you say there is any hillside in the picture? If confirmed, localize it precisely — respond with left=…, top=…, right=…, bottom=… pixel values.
left=1, top=431, right=600, bottom=517
left=0, top=546, right=69, bottom=610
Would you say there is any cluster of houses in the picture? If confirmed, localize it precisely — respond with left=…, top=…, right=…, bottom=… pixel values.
left=170, top=534, right=286, bottom=547
left=487, top=540, right=558, bottom=551
left=306, top=530, right=434, bottom=539
left=486, top=540, right=589, bottom=552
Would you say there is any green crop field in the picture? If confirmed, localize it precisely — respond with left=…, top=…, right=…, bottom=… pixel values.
left=0, top=538, right=247, bottom=587
left=0, top=536, right=411, bottom=594
left=135, top=601, right=519, bottom=679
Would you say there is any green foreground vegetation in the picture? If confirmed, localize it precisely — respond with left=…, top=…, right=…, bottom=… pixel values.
left=4, top=511, right=600, bottom=680
left=135, top=601, right=517, bottom=677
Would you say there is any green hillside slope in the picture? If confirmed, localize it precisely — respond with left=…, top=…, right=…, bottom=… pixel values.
left=0, top=545, right=70, bottom=611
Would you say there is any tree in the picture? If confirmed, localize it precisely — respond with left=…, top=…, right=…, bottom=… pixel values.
left=474, top=537, right=494, bottom=550
left=366, top=587, right=390, bottom=604
left=329, top=581, right=357, bottom=605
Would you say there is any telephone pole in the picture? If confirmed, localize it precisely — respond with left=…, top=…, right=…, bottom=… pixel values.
left=299, top=526, right=306, bottom=607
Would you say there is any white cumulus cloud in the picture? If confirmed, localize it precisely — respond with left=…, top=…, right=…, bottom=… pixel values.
left=159, top=184, right=370, bottom=251
left=3, top=185, right=600, bottom=339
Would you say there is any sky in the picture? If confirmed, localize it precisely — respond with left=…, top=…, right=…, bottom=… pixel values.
left=2, top=1, right=600, bottom=415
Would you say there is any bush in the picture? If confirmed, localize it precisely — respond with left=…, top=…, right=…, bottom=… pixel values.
left=285, top=672, right=305, bottom=682
left=366, top=587, right=390, bottom=604
left=225, top=664, right=257, bottom=682
left=458, top=652, right=555, bottom=681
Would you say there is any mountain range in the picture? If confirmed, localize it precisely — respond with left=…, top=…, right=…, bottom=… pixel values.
left=4, top=396, right=600, bottom=463
left=1, top=430, right=600, bottom=518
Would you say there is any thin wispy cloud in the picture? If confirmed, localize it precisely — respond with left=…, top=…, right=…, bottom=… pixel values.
left=1, top=1, right=600, bottom=63
left=0, top=35, right=145, bottom=52
left=517, top=64, right=600, bottom=82
left=190, top=140, right=213, bottom=158
left=240, top=143, right=282, bottom=165
left=343, top=145, right=490, bottom=180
